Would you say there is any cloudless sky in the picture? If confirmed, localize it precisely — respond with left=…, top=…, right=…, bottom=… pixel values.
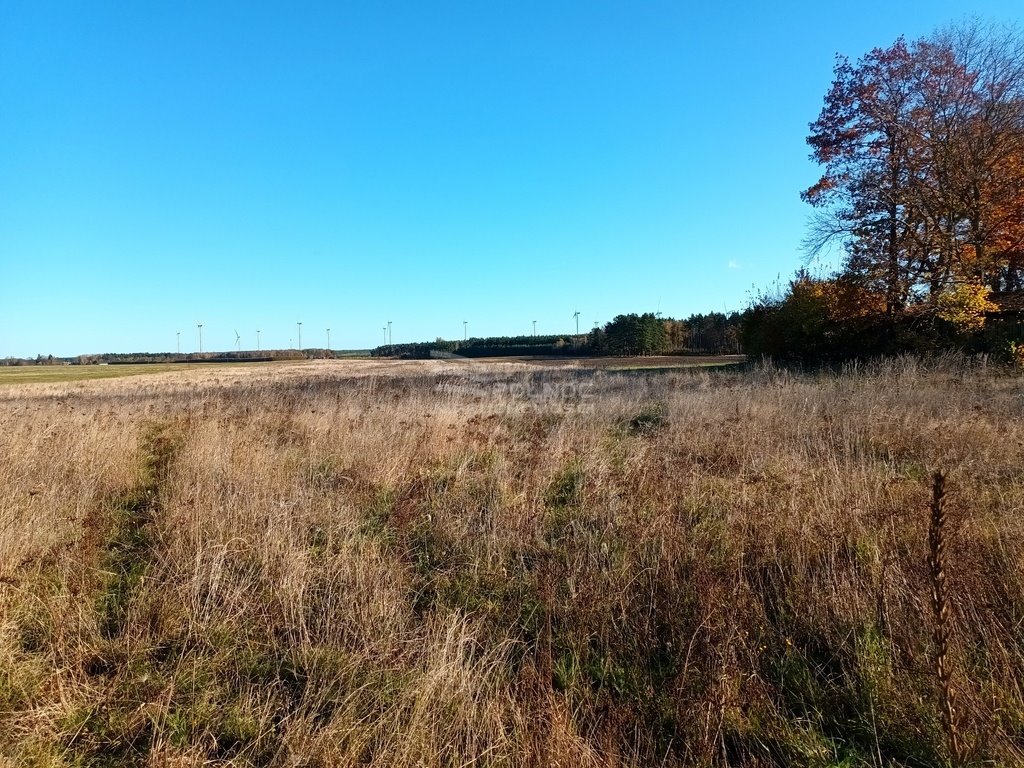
left=1, top=1, right=1021, bottom=356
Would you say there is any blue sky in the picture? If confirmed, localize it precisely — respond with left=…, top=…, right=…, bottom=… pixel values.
left=1, top=1, right=1020, bottom=356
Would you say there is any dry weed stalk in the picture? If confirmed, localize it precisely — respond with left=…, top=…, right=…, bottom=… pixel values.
left=928, top=470, right=963, bottom=768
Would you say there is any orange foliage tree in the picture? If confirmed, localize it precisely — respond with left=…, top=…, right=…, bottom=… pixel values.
left=804, top=22, right=1024, bottom=315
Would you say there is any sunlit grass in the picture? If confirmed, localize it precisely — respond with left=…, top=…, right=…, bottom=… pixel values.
left=1, top=356, right=1021, bottom=766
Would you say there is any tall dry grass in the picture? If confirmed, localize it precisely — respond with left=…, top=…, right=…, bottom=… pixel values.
left=1, top=356, right=1023, bottom=766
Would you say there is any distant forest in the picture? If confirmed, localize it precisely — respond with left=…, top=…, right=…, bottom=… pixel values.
left=372, top=312, right=742, bottom=360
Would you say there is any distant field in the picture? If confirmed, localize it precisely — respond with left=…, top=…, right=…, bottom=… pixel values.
left=0, top=362, right=273, bottom=385
left=0, top=355, right=743, bottom=387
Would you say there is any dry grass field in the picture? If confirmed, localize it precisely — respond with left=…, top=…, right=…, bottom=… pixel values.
left=1, top=356, right=1023, bottom=767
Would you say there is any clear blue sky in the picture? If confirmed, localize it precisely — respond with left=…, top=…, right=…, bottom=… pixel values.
left=1, top=1, right=1020, bottom=356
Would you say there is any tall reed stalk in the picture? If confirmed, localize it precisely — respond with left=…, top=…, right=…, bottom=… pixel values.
left=929, top=471, right=963, bottom=767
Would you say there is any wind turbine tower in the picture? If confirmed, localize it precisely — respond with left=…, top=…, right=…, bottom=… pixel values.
left=326, top=328, right=331, bottom=350
left=234, top=329, right=241, bottom=351
left=297, top=321, right=302, bottom=350
left=256, top=329, right=261, bottom=351
left=197, top=323, right=203, bottom=353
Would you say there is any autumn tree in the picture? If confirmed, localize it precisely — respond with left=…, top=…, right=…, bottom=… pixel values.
left=804, top=22, right=1024, bottom=316
left=803, top=37, right=927, bottom=315
left=741, top=271, right=888, bottom=360
left=916, top=24, right=1024, bottom=290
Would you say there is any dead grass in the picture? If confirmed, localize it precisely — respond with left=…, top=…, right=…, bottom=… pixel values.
left=1, top=355, right=1023, bottom=766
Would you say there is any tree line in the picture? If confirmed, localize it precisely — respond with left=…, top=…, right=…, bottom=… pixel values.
left=374, top=313, right=744, bottom=359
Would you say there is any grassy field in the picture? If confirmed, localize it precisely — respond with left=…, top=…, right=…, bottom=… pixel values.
left=1, top=356, right=1022, bottom=766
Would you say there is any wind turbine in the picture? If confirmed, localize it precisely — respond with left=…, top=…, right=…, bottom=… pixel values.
left=234, top=329, right=241, bottom=351
left=326, top=328, right=331, bottom=350
left=297, top=321, right=302, bottom=350
left=532, top=320, right=537, bottom=337
left=387, top=320, right=392, bottom=346
left=573, top=310, right=580, bottom=336
left=256, top=329, right=261, bottom=351
left=197, top=323, right=203, bottom=353
left=463, top=320, right=467, bottom=341
left=383, top=326, right=387, bottom=345
left=176, top=331, right=180, bottom=354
